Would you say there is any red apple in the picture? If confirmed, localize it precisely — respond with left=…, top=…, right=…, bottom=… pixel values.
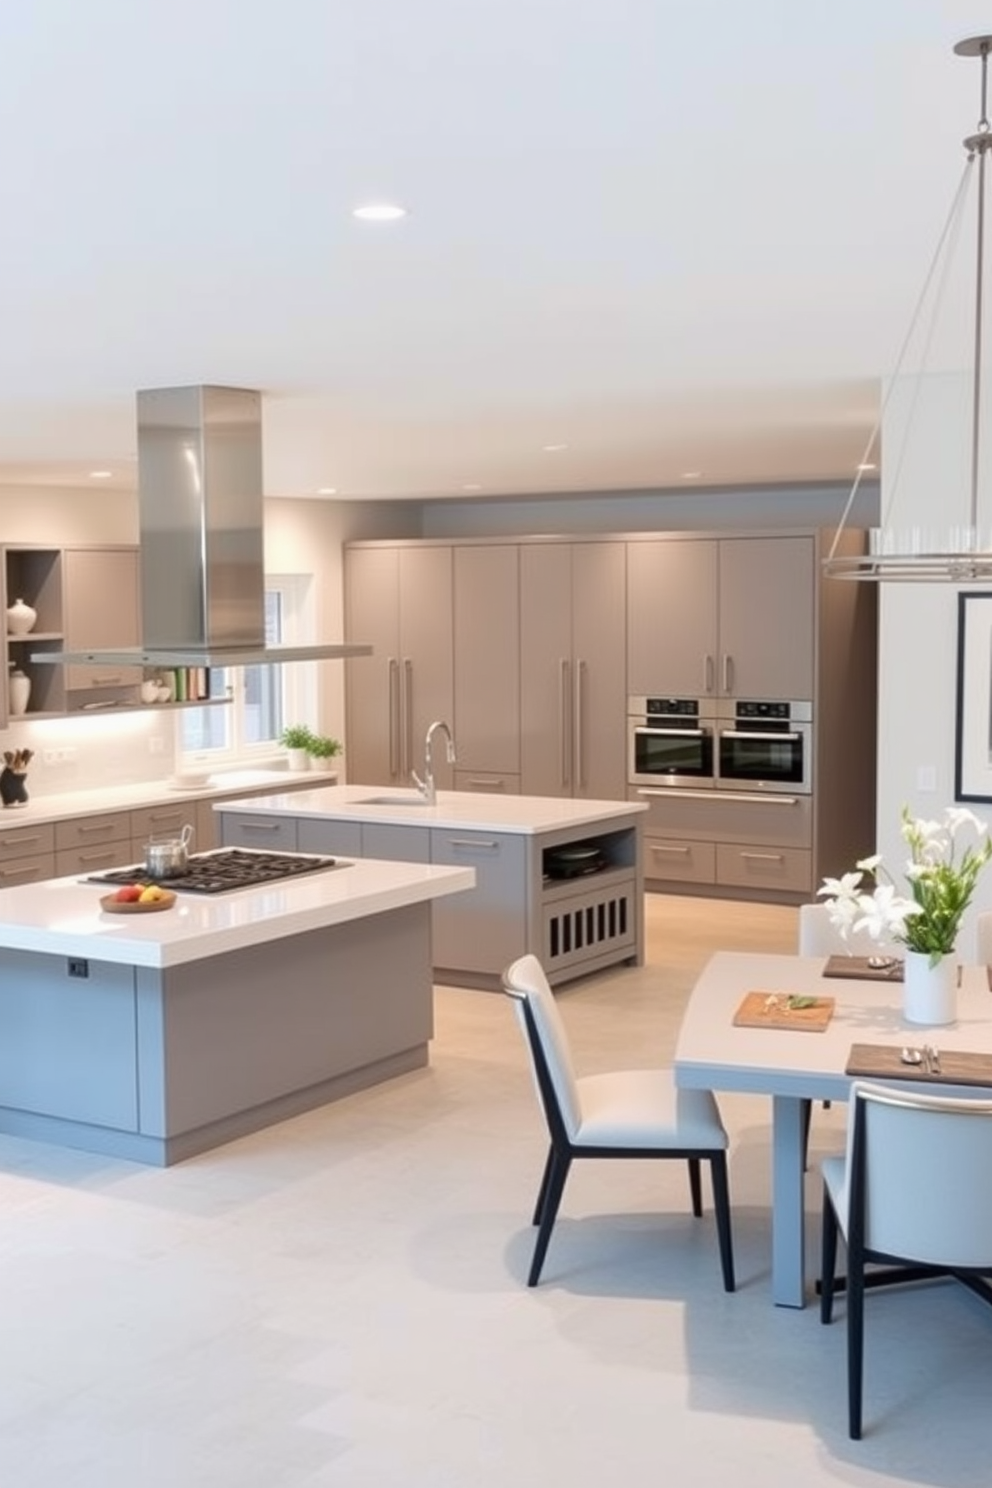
left=113, top=884, right=143, bottom=903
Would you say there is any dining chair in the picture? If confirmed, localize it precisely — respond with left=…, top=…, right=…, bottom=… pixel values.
left=976, top=910, right=992, bottom=965
left=820, top=1080, right=992, bottom=1439
left=501, top=952, right=735, bottom=1291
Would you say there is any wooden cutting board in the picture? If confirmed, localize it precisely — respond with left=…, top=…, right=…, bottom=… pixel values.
left=733, top=991, right=836, bottom=1032
left=822, top=954, right=903, bottom=982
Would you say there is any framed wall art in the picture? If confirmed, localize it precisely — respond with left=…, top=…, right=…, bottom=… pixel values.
left=954, top=591, right=992, bottom=802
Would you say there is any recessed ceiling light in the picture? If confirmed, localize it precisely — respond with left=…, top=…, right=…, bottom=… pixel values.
left=857, top=462, right=878, bottom=472
left=89, top=469, right=113, bottom=479
left=352, top=203, right=407, bottom=221
left=542, top=443, right=568, bottom=453
left=317, top=486, right=337, bottom=496
left=681, top=471, right=702, bottom=480
left=462, top=483, right=483, bottom=492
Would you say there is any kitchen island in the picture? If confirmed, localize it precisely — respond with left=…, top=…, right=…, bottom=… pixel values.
left=217, top=786, right=647, bottom=989
left=0, top=853, right=474, bottom=1165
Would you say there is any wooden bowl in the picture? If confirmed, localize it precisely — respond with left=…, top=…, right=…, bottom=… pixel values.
left=100, top=891, right=177, bottom=915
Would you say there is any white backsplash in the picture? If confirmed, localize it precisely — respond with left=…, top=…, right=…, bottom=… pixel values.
left=1, top=709, right=178, bottom=800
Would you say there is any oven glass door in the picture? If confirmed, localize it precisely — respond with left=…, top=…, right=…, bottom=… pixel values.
left=718, top=728, right=809, bottom=792
left=629, top=721, right=715, bottom=785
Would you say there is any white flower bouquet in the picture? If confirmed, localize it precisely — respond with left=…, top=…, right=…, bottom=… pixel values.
left=818, top=805, right=992, bottom=965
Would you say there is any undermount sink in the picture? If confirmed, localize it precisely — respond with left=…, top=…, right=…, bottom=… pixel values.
left=355, top=794, right=435, bottom=807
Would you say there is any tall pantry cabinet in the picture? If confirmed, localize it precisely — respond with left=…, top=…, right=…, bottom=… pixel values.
left=344, top=544, right=454, bottom=790
left=519, top=542, right=627, bottom=799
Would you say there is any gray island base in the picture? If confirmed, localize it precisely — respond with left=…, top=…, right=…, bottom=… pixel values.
left=0, top=857, right=473, bottom=1165
left=217, top=786, right=647, bottom=990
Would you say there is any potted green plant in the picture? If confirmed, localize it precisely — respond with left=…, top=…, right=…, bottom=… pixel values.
left=280, top=724, right=314, bottom=771
left=306, top=734, right=342, bottom=774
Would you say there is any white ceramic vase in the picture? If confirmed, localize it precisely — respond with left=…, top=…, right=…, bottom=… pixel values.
left=8, top=669, right=31, bottom=716
left=287, top=747, right=310, bottom=772
left=5, top=598, right=37, bottom=636
left=903, top=948, right=958, bottom=1026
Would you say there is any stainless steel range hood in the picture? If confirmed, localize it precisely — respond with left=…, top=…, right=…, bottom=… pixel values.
left=34, top=384, right=371, bottom=668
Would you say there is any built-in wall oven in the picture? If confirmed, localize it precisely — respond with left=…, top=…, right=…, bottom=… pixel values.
left=628, top=697, right=717, bottom=789
left=716, top=700, right=812, bottom=794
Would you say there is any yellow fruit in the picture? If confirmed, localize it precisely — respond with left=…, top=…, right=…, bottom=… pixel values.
left=139, top=886, right=162, bottom=903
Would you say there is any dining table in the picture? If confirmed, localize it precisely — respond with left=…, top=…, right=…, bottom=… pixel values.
left=673, top=950, right=992, bottom=1308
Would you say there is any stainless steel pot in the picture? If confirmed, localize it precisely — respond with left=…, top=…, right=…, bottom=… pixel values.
left=144, top=823, right=194, bottom=878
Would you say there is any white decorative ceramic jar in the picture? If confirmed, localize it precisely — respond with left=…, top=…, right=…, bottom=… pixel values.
left=903, top=949, right=958, bottom=1026
left=5, top=598, right=37, bottom=636
left=8, top=668, right=31, bottom=716
left=286, top=747, right=310, bottom=772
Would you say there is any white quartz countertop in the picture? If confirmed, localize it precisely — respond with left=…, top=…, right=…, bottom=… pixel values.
left=0, top=767, right=338, bottom=828
left=0, top=855, right=475, bottom=969
left=214, top=784, right=647, bottom=834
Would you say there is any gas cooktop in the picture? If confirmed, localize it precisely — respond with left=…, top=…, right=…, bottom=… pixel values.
left=88, top=848, right=339, bottom=895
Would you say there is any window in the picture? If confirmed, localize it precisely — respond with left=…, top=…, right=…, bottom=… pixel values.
left=176, top=576, right=316, bottom=767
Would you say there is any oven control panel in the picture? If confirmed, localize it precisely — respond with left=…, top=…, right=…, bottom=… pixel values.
left=641, top=697, right=700, bottom=719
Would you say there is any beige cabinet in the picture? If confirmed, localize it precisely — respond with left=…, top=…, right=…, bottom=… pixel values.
left=0, top=819, right=55, bottom=886
left=520, top=542, right=627, bottom=799
left=2, top=544, right=142, bottom=719
left=452, top=545, right=520, bottom=781
left=344, top=544, right=454, bottom=789
left=627, top=535, right=815, bottom=702
left=63, top=548, right=142, bottom=693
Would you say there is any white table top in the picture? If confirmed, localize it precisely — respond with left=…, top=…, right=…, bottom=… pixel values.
left=675, top=951, right=992, bottom=1101
left=0, top=855, right=475, bottom=970
left=214, top=784, right=647, bottom=835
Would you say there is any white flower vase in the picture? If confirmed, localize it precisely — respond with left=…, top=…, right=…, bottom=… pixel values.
left=903, top=949, right=958, bottom=1027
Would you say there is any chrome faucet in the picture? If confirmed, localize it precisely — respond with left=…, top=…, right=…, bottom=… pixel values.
left=412, top=719, right=456, bottom=804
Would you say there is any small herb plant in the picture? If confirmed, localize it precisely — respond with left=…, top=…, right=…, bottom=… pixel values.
left=306, top=734, right=342, bottom=761
left=280, top=724, right=315, bottom=751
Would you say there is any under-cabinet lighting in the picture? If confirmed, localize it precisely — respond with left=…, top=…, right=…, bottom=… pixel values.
left=352, top=202, right=407, bottom=221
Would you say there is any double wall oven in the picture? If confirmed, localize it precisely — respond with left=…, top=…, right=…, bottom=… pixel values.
left=628, top=696, right=812, bottom=795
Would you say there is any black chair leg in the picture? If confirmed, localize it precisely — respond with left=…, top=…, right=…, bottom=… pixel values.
left=801, top=1097, right=813, bottom=1170
left=848, top=1257, right=865, bottom=1439
left=687, top=1157, right=703, bottom=1217
left=528, top=1149, right=571, bottom=1286
left=531, top=1147, right=556, bottom=1225
left=709, top=1152, right=736, bottom=1292
left=820, top=1189, right=839, bottom=1324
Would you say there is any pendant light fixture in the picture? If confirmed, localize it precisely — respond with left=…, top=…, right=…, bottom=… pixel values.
left=824, top=35, right=992, bottom=581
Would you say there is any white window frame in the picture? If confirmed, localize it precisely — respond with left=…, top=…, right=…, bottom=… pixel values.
left=175, top=574, right=317, bottom=769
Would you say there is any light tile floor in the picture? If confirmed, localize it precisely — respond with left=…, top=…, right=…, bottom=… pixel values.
left=1, top=895, right=989, bottom=1485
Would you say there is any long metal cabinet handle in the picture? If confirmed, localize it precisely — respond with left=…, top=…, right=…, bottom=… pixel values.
left=404, top=658, right=414, bottom=778
left=446, top=838, right=501, bottom=851
left=559, top=659, right=570, bottom=787
left=388, top=658, right=400, bottom=778
left=574, top=658, right=586, bottom=789
left=740, top=851, right=786, bottom=863
left=704, top=655, right=714, bottom=694
left=722, top=654, right=734, bottom=694
left=635, top=788, right=801, bottom=806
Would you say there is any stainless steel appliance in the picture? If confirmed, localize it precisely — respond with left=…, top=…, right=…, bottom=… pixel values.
left=628, top=697, right=717, bottom=789
left=716, top=700, right=812, bottom=794
left=88, top=847, right=340, bottom=895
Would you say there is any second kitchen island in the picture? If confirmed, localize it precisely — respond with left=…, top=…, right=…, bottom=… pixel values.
left=217, top=786, right=647, bottom=989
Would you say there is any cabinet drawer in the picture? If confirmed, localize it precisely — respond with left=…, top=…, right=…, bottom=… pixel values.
left=66, top=663, right=142, bottom=692
left=430, top=828, right=527, bottom=975
left=716, top=843, right=812, bottom=893
left=57, top=843, right=133, bottom=877
left=298, top=819, right=364, bottom=857
left=632, top=788, right=812, bottom=848
left=0, top=822, right=55, bottom=860
left=0, top=853, right=55, bottom=886
left=55, top=812, right=131, bottom=850
left=130, top=803, right=198, bottom=843
left=218, top=813, right=299, bottom=852
left=363, top=823, right=431, bottom=862
left=454, top=770, right=521, bottom=794
left=644, top=836, right=716, bottom=885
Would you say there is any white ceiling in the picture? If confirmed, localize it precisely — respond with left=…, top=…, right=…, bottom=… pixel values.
left=0, top=0, right=989, bottom=502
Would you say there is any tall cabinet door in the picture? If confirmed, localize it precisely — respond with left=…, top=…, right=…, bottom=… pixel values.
left=63, top=548, right=142, bottom=692
left=345, top=547, right=401, bottom=785
left=453, top=545, right=520, bottom=780
left=344, top=545, right=454, bottom=788
left=520, top=545, right=573, bottom=797
left=400, top=545, right=454, bottom=790
left=626, top=539, right=719, bottom=698
left=717, top=537, right=815, bottom=700
left=572, top=542, right=627, bottom=800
